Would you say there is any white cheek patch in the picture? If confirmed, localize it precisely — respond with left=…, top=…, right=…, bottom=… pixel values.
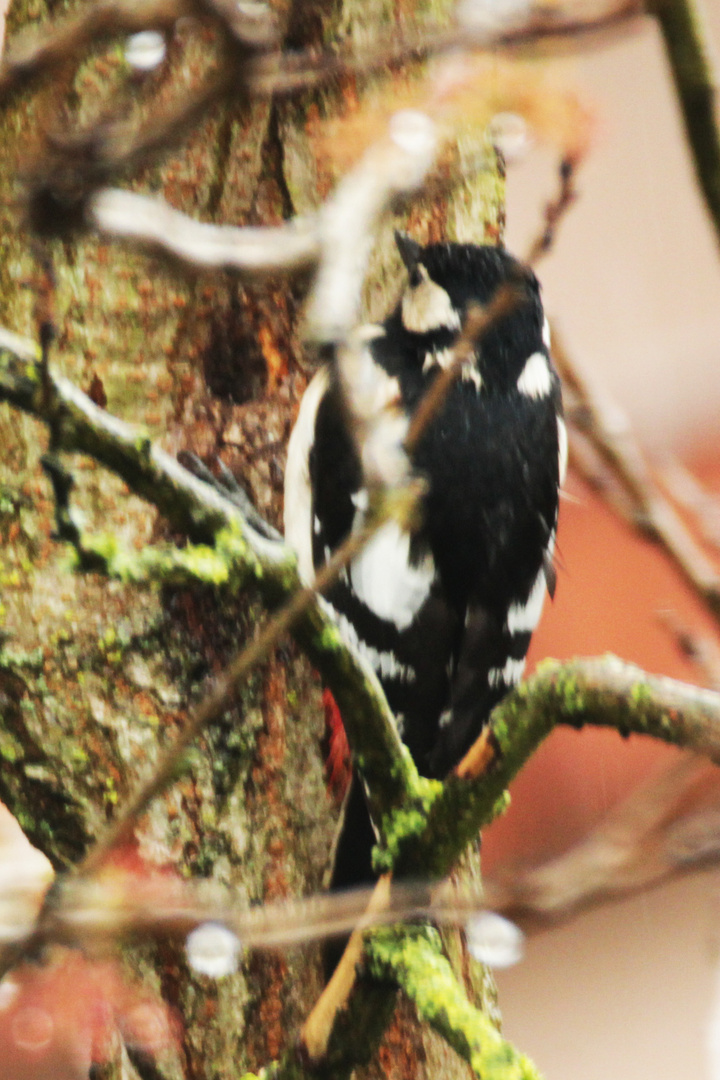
left=349, top=520, right=435, bottom=630
left=506, top=566, right=547, bottom=635
left=402, top=269, right=462, bottom=334
left=517, top=351, right=552, bottom=399
left=557, top=415, right=568, bottom=485
left=284, top=365, right=331, bottom=584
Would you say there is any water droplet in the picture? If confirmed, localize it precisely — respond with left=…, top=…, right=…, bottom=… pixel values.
left=465, top=911, right=524, bottom=968
left=125, top=31, right=167, bottom=72
left=186, top=922, right=242, bottom=978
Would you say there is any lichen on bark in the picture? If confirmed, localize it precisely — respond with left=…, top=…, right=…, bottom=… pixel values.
left=0, top=0, right=507, bottom=1077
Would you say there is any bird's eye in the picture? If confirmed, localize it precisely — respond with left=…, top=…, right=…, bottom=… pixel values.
left=408, top=267, right=423, bottom=288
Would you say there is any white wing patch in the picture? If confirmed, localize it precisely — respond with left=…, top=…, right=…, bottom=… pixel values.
left=326, top=603, right=416, bottom=683
left=284, top=365, right=330, bottom=584
left=506, top=566, right=547, bottom=635
left=402, top=266, right=461, bottom=334
left=488, top=657, right=526, bottom=688
left=517, top=351, right=552, bottom=399
left=349, top=520, right=435, bottom=631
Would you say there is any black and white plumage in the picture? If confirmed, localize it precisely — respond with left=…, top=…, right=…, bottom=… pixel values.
left=285, top=234, right=567, bottom=887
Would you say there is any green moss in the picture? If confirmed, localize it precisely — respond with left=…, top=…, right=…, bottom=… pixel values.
left=134, top=434, right=152, bottom=460
left=319, top=623, right=344, bottom=652
left=629, top=681, right=653, bottom=708
left=559, top=673, right=586, bottom=715
left=103, top=777, right=118, bottom=806
left=366, top=926, right=541, bottom=1079
left=373, top=774, right=442, bottom=872
left=14, top=808, right=36, bottom=835
left=0, top=728, right=23, bottom=762
left=0, top=645, right=43, bottom=671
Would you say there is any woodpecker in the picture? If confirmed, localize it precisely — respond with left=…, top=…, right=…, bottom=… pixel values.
left=284, top=233, right=567, bottom=888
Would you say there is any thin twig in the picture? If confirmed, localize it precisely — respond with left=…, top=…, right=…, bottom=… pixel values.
left=0, top=0, right=194, bottom=99
left=483, top=751, right=720, bottom=933
left=45, top=874, right=506, bottom=952
left=553, top=326, right=720, bottom=625
left=649, top=0, right=720, bottom=255
left=0, top=0, right=643, bottom=106
left=660, top=457, right=720, bottom=554
left=404, top=288, right=518, bottom=453
left=301, top=874, right=392, bottom=1063
left=657, top=609, right=720, bottom=690
left=400, top=655, right=720, bottom=880
left=525, top=156, right=578, bottom=265
left=249, top=0, right=644, bottom=97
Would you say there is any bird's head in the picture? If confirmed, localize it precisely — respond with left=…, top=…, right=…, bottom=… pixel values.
left=394, top=233, right=546, bottom=386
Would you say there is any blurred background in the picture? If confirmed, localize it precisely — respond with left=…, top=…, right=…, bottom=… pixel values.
left=483, top=4, right=720, bottom=1077
left=3, top=2, right=720, bottom=1077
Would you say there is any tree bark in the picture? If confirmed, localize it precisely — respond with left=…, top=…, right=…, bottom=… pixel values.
left=0, top=1, right=505, bottom=1077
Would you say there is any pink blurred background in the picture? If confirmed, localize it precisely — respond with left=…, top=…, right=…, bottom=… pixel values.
left=488, top=6, right=720, bottom=1077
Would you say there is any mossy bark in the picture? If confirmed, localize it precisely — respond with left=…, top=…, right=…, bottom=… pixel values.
left=0, top=1, right=505, bottom=1078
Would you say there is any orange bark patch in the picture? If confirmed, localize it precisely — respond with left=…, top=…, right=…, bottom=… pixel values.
left=259, top=324, right=287, bottom=395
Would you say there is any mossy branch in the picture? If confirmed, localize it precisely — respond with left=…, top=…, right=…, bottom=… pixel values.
left=395, top=654, right=720, bottom=879
left=365, top=925, right=540, bottom=1080
left=0, top=334, right=414, bottom=835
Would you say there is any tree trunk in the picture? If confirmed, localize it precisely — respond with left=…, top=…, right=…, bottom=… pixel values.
left=0, top=1, right=505, bottom=1077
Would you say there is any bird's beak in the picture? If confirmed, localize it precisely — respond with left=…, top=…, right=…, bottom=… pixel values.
left=394, top=231, right=422, bottom=274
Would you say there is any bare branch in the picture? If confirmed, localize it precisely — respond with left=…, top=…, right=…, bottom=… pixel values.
left=657, top=609, right=720, bottom=690
left=525, top=156, right=578, bottom=265
left=306, top=109, right=438, bottom=344
left=0, top=0, right=644, bottom=107
left=0, top=872, right=498, bottom=954
left=660, top=457, right=720, bottom=554
left=0, top=0, right=193, bottom=99
left=554, top=327, right=720, bottom=626
left=250, top=0, right=644, bottom=97
left=649, top=0, right=720, bottom=255
left=398, top=655, right=720, bottom=880
left=88, top=188, right=321, bottom=274
left=483, top=751, right=720, bottom=933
